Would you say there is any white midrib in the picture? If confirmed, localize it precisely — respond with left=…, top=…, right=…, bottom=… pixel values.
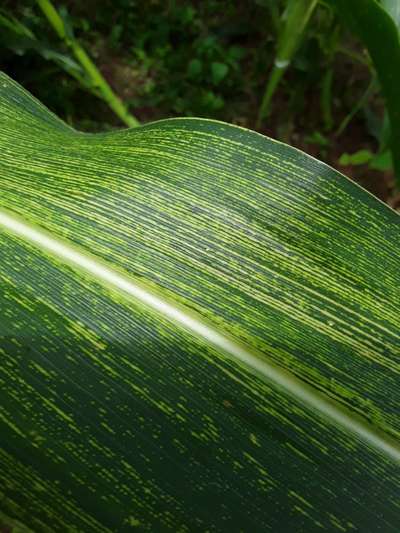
left=0, top=207, right=399, bottom=463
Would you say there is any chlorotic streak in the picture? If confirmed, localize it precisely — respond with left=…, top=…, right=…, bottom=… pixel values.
left=0, top=208, right=399, bottom=464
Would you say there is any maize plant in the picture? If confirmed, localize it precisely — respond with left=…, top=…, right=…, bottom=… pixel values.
left=0, top=72, right=399, bottom=532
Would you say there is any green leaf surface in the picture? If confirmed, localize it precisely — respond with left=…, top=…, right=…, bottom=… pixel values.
left=329, top=0, right=400, bottom=186
left=370, top=149, right=393, bottom=171
left=381, top=0, right=400, bottom=30
left=211, top=61, right=229, bottom=85
left=339, top=149, right=373, bottom=166
left=0, top=72, right=399, bottom=532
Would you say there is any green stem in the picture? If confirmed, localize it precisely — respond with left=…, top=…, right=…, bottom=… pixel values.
left=337, top=46, right=371, bottom=67
left=320, top=24, right=340, bottom=132
left=256, top=0, right=318, bottom=129
left=335, top=78, right=376, bottom=137
left=256, top=64, right=286, bottom=129
left=320, top=68, right=334, bottom=131
left=36, top=0, right=140, bottom=128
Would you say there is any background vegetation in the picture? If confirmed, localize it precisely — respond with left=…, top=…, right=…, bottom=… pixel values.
left=0, top=0, right=399, bottom=207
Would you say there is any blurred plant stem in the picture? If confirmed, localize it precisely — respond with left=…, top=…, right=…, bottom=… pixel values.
left=36, top=0, right=140, bottom=128
left=335, top=78, right=376, bottom=137
left=320, top=24, right=340, bottom=131
left=256, top=0, right=318, bottom=129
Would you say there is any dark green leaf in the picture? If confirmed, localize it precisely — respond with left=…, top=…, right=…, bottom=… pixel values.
left=187, top=58, right=203, bottom=78
left=329, top=0, right=400, bottom=186
left=210, top=61, right=229, bottom=84
left=381, top=0, right=400, bottom=30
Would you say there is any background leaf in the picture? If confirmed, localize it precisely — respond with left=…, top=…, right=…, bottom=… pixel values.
left=211, top=61, right=229, bottom=85
left=381, top=0, right=400, bottom=30
left=329, top=0, right=400, bottom=185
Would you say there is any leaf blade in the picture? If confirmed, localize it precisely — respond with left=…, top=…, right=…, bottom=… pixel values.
left=1, top=71, right=399, bottom=437
left=1, top=72, right=400, bottom=531
left=1, top=227, right=400, bottom=532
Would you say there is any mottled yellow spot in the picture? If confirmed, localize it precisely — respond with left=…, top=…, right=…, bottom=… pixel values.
left=249, top=433, right=260, bottom=447
left=125, top=516, right=141, bottom=527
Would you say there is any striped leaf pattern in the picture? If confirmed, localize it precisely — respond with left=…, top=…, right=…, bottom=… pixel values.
left=0, top=72, right=399, bottom=531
